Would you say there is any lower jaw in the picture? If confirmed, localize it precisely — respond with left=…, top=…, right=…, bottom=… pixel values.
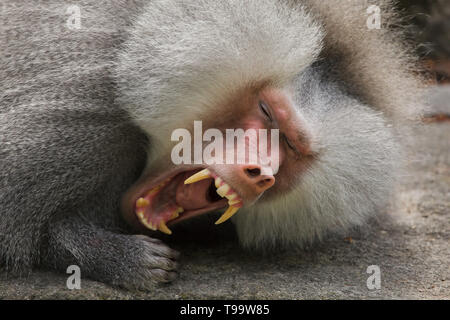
left=121, top=167, right=192, bottom=232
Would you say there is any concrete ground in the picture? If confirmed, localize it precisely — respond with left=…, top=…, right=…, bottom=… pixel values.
left=0, top=112, right=448, bottom=300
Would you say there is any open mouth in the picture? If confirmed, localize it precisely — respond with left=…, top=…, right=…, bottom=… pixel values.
left=134, top=169, right=243, bottom=235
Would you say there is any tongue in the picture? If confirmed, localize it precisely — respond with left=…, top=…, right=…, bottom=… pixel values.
left=175, top=178, right=213, bottom=210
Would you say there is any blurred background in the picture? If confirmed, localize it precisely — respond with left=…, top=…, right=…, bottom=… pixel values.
left=398, top=0, right=450, bottom=82
left=398, top=0, right=450, bottom=120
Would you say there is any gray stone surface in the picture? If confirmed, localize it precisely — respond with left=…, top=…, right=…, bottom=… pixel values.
left=0, top=122, right=448, bottom=300
left=426, top=85, right=450, bottom=115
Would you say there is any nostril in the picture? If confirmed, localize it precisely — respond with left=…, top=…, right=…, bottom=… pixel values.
left=257, top=178, right=274, bottom=188
left=245, top=167, right=261, bottom=177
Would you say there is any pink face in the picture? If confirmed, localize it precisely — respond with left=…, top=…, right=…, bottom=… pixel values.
left=121, top=87, right=315, bottom=234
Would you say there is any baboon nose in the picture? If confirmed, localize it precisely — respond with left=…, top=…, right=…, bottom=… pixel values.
left=240, top=164, right=275, bottom=195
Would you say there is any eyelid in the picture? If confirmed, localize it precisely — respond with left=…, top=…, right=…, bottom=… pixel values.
left=283, top=134, right=300, bottom=156
left=284, top=134, right=294, bottom=149
left=259, top=101, right=273, bottom=121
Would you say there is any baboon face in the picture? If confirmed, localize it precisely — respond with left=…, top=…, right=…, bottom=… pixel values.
left=121, top=86, right=315, bottom=234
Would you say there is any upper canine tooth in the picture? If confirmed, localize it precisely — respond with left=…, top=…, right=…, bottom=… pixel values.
left=184, top=169, right=211, bottom=184
left=216, top=184, right=230, bottom=198
left=215, top=206, right=240, bottom=225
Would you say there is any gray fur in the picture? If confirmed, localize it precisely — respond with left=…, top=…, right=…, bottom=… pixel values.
left=0, top=0, right=422, bottom=289
left=235, top=61, right=401, bottom=248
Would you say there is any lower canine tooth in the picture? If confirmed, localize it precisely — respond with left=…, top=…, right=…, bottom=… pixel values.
left=158, top=221, right=172, bottom=235
left=215, top=206, right=240, bottom=225
left=216, top=184, right=230, bottom=197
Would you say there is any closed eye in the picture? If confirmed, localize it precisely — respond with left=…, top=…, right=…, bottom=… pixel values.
left=283, top=134, right=300, bottom=156
left=259, top=101, right=273, bottom=121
